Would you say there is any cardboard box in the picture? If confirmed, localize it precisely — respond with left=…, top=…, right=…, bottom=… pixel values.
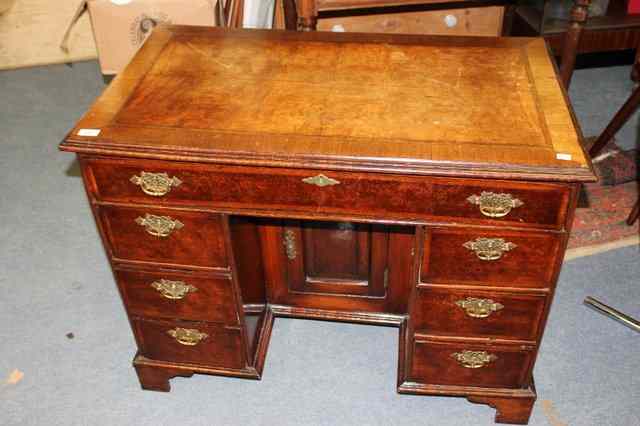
left=62, top=0, right=217, bottom=75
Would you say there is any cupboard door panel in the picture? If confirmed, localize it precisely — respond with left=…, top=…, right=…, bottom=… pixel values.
left=285, top=220, right=389, bottom=297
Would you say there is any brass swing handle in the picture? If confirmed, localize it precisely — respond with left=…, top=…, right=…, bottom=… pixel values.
left=467, top=191, right=523, bottom=218
left=130, top=171, right=182, bottom=197
left=167, top=327, right=208, bottom=346
left=135, top=213, right=184, bottom=237
left=463, top=237, right=517, bottom=261
left=451, top=350, right=497, bottom=369
left=455, top=297, right=504, bottom=318
left=151, top=279, right=198, bottom=300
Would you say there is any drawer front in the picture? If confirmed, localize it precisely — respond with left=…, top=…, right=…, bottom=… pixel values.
left=133, top=318, right=244, bottom=368
left=410, top=339, right=534, bottom=388
left=421, top=227, right=562, bottom=288
left=412, top=287, right=547, bottom=341
left=116, top=268, right=238, bottom=324
left=99, top=205, right=228, bottom=268
left=84, top=158, right=568, bottom=229
left=432, top=180, right=569, bottom=230
left=85, top=158, right=223, bottom=205
left=317, top=6, right=503, bottom=37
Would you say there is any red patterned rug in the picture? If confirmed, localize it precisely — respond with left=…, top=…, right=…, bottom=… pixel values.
left=566, top=144, right=639, bottom=259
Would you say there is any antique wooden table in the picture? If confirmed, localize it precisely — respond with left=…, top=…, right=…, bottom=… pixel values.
left=60, top=26, right=596, bottom=424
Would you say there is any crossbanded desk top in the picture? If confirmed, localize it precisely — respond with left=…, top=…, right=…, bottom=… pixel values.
left=62, top=26, right=594, bottom=183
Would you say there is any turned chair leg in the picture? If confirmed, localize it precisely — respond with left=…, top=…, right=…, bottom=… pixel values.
left=627, top=200, right=640, bottom=225
left=588, top=85, right=640, bottom=158
left=632, top=49, right=640, bottom=82
left=559, top=0, right=591, bottom=89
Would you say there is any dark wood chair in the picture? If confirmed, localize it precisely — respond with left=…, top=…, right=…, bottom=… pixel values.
left=586, top=71, right=640, bottom=225
left=558, top=0, right=639, bottom=225
left=517, top=0, right=640, bottom=86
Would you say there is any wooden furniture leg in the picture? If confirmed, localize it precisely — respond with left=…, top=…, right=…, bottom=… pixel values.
left=229, top=0, right=245, bottom=28
left=627, top=200, right=640, bottom=225
left=133, top=359, right=194, bottom=392
left=632, top=48, right=640, bottom=82
left=283, top=0, right=298, bottom=30
left=588, top=85, right=640, bottom=158
left=586, top=49, right=640, bottom=226
left=467, top=386, right=536, bottom=425
left=297, top=0, right=317, bottom=31
left=559, top=0, right=591, bottom=89
left=468, top=396, right=535, bottom=424
left=501, top=3, right=516, bottom=36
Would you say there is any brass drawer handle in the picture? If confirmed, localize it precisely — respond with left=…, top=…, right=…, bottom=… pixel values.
left=451, top=350, right=497, bottom=369
left=130, top=172, right=182, bottom=197
left=302, top=174, right=340, bottom=187
left=463, top=237, right=516, bottom=261
left=151, top=279, right=198, bottom=300
left=456, top=297, right=504, bottom=318
left=135, top=213, right=184, bottom=237
left=167, top=327, right=208, bottom=346
left=283, top=229, right=297, bottom=260
left=467, top=191, right=523, bottom=218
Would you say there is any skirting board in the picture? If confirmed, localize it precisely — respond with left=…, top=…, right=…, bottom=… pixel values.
left=564, top=235, right=639, bottom=261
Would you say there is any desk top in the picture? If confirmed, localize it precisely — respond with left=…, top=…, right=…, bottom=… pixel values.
left=61, top=26, right=595, bottom=182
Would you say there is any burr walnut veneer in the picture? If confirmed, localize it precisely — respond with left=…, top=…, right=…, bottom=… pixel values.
left=60, top=26, right=596, bottom=424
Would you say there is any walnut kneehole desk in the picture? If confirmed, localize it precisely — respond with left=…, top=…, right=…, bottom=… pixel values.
left=60, top=26, right=596, bottom=425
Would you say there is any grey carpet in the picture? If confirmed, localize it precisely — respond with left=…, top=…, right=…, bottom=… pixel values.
left=1, top=61, right=639, bottom=426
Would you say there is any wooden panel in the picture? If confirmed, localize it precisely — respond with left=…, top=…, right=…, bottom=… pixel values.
left=412, top=287, right=547, bottom=341
left=410, top=338, right=534, bottom=388
left=432, top=179, right=570, bottom=230
left=99, top=205, right=228, bottom=268
left=115, top=268, right=238, bottom=324
left=114, top=36, right=544, bottom=147
left=133, top=318, right=244, bottom=368
left=284, top=220, right=388, bottom=297
left=317, top=7, right=504, bottom=37
left=316, top=0, right=486, bottom=11
left=60, top=27, right=595, bottom=182
left=0, top=0, right=96, bottom=70
left=229, top=217, right=267, bottom=306
left=421, top=227, right=562, bottom=288
left=85, top=157, right=223, bottom=206
left=302, top=221, right=372, bottom=282
left=261, top=220, right=414, bottom=314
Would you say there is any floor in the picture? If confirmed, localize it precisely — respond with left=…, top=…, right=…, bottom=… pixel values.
left=0, top=61, right=639, bottom=426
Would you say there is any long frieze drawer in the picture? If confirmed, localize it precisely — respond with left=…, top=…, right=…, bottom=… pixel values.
left=98, top=205, right=228, bottom=268
left=412, top=287, right=547, bottom=341
left=82, top=158, right=569, bottom=229
left=421, top=227, right=562, bottom=288
left=133, top=318, right=244, bottom=368
left=116, top=268, right=238, bottom=324
left=410, top=339, right=535, bottom=389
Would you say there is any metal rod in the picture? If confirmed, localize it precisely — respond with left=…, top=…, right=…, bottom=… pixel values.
left=584, top=296, right=640, bottom=333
